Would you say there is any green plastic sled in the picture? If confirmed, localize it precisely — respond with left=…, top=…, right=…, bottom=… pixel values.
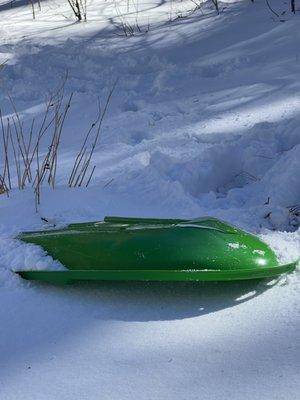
left=17, top=216, right=297, bottom=284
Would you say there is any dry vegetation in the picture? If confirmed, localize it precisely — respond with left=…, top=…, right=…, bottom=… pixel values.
left=0, top=77, right=116, bottom=209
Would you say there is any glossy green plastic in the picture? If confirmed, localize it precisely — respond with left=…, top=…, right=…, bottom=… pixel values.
left=17, top=216, right=297, bottom=283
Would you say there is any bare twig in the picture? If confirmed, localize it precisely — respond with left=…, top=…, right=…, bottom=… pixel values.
left=68, top=0, right=87, bottom=21
left=69, top=81, right=117, bottom=188
left=265, top=0, right=280, bottom=17
left=291, top=0, right=296, bottom=13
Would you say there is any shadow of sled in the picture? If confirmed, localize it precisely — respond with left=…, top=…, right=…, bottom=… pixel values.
left=28, top=275, right=283, bottom=322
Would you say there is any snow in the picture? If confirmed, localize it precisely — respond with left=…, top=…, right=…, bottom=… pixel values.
left=0, top=0, right=299, bottom=398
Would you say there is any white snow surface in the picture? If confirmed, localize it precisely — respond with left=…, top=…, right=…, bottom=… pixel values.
left=0, top=0, right=299, bottom=399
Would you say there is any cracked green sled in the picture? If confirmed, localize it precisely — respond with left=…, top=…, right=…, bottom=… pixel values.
left=17, top=216, right=297, bottom=284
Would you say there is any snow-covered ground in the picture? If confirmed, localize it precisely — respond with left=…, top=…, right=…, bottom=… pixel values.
left=0, top=0, right=299, bottom=398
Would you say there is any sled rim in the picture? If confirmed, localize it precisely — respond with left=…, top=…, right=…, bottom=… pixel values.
left=17, top=262, right=297, bottom=284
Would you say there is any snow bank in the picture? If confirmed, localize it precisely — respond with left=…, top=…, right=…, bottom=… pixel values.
left=0, top=1, right=299, bottom=398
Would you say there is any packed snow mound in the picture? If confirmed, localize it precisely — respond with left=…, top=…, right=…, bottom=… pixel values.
left=1, top=0, right=299, bottom=233
left=260, top=229, right=300, bottom=265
